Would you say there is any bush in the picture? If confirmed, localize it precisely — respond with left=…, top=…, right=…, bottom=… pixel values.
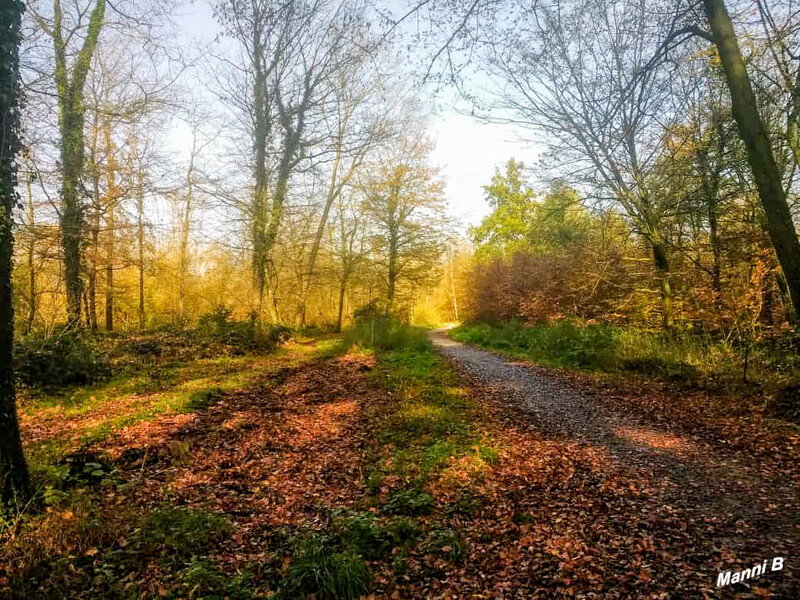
left=14, top=329, right=111, bottom=389
left=451, top=320, right=747, bottom=385
left=352, top=299, right=388, bottom=323
left=336, top=512, right=390, bottom=558
left=196, top=306, right=293, bottom=353
left=346, top=317, right=429, bottom=352
left=770, top=383, right=800, bottom=422
left=382, top=487, right=435, bottom=516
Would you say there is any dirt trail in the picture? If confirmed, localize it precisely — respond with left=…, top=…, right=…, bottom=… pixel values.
left=430, top=328, right=711, bottom=474
left=429, top=328, right=800, bottom=587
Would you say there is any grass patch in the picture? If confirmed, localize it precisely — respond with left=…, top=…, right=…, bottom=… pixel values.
left=184, top=386, right=223, bottom=411
left=139, top=507, right=232, bottom=559
left=451, top=320, right=800, bottom=393
left=424, top=527, right=468, bottom=563
left=281, top=534, right=371, bottom=600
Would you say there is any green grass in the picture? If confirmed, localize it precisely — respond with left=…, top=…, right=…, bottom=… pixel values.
left=451, top=320, right=800, bottom=391
left=365, top=329, right=483, bottom=485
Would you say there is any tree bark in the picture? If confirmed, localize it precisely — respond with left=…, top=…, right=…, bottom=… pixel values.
left=53, top=0, right=107, bottom=326
left=137, top=165, right=145, bottom=330
left=105, top=205, right=114, bottom=331
left=448, top=247, right=459, bottom=322
left=103, top=122, right=116, bottom=331
left=703, top=0, right=800, bottom=319
left=0, top=0, right=31, bottom=508
left=336, top=276, right=347, bottom=333
left=652, top=240, right=674, bottom=329
left=25, top=163, right=36, bottom=334
left=178, top=147, right=194, bottom=323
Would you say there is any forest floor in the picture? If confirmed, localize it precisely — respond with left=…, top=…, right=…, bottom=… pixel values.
left=2, top=328, right=799, bottom=598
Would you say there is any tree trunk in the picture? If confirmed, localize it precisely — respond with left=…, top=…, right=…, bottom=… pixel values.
left=448, top=247, right=459, bottom=322
left=0, top=0, right=31, bottom=508
left=104, top=122, right=116, bottom=331
left=54, top=0, right=107, bottom=326
left=179, top=153, right=194, bottom=323
left=25, top=166, right=35, bottom=334
left=88, top=218, right=99, bottom=331
left=105, top=205, right=114, bottom=331
left=387, top=260, right=397, bottom=310
left=137, top=169, right=145, bottom=330
left=709, top=203, right=722, bottom=301
left=703, top=0, right=800, bottom=319
left=251, top=17, right=270, bottom=327
left=300, top=139, right=348, bottom=327
left=652, top=240, right=674, bottom=329
left=60, top=109, right=85, bottom=325
left=336, top=275, right=348, bottom=333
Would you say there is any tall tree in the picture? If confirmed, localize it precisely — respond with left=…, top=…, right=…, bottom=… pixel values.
left=476, top=0, right=683, bottom=327
left=363, top=137, right=446, bottom=310
left=699, top=0, right=800, bottom=319
left=298, top=44, right=394, bottom=326
left=0, top=0, right=31, bottom=508
left=215, top=0, right=366, bottom=324
left=32, top=0, right=107, bottom=324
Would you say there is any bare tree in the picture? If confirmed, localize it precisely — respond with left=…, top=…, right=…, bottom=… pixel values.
left=298, top=45, right=395, bottom=326
left=215, top=0, right=371, bottom=324
left=475, top=0, right=682, bottom=327
left=331, top=188, right=368, bottom=331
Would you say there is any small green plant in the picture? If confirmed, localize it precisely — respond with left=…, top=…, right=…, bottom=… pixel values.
left=512, top=510, right=535, bottom=525
left=336, top=511, right=390, bottom=558
left=386, top=517, right=420, bottom=546
left=177, top=557, right=255, bottom=599
left=475, top=444, right=500, bottom=466
left=139, top=507, right=231, bottom=558
left=382, top=487, right=434, bottom=516
left=14, top=328, right=111, bottom=389
left=185, top=387, right=223, bottom=411
left=446, top=491, right=485, bottom=518
left=281, top=535, right=371, bottom=600
left=425, top=527, right=467, bottom=563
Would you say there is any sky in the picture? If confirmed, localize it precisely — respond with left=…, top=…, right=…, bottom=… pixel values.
left=175, top=0, right=541, bottom=229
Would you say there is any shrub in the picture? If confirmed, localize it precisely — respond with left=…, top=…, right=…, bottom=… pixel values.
left=14, top=329, right=111, bottom=388
left=385, top=517, right=420, bottom=545
left=346, top=317, right=429, bottom=352
left=770, top=383, right=800, bottom=422
left=352, top=299, right=388, bottom=323
left=178, top=557, right=255, bottom=600
left=196, top=306, right=293, bottom=353
left=336, top=512, right=390, bottom=558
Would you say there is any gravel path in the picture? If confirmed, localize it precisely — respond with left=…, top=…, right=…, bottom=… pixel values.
left=428, top=331, right=800, bottom=594
left=427, top=328, right=792, bottom=512
left=429, top=328, right=692, bottom=472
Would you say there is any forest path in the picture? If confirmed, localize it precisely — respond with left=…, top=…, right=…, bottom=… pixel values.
left=428, top=327, right=800, bottom=570
left=428, top=327, right=710, bottom=477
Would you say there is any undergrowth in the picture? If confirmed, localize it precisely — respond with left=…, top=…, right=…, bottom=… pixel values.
left=451, top=320, right=800, bottom=396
